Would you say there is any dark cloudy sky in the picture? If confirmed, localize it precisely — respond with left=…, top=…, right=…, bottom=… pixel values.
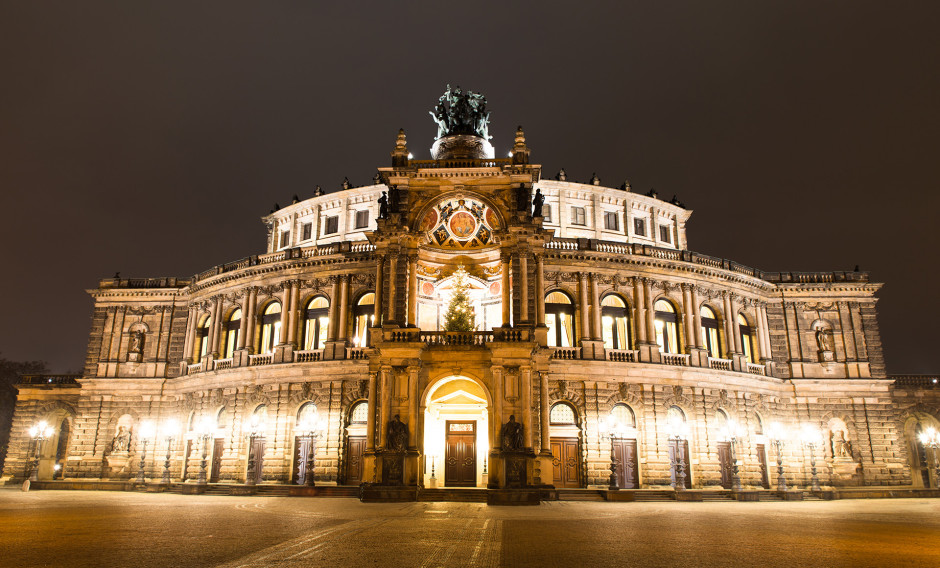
left=1, top=2, right=937, bottom=374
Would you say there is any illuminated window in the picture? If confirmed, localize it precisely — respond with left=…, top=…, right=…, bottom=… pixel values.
left=633, top=217, right=646, bottom=237
left=259, top=302, right=282, bottom=354
left=654, top=299, right=680, bottom=354
left=604, top=211, right=619, bottom=231
left=570, top=206, right=586, bottom=226
left=667, top=405, right=685, bottom=426
left=355, top=210, right=369, bottom=229
left=195, top=316, right=211, bottom=359
left=297, top=402, right=318, bottom=425
left=252, top=404, right=268, bottom=433
left=738, top=313, right=755, bottom=363
left=610, top=403, right=636, bottom=429
left=324, top=216, right=339, bottom=235
left=216, top=407, right=228, bottom=430
left=350, top=401, right=368, bottom=424
left=222, top=309, right=241, bottom=359
left=700, top=305, right=721, bottom=357
left=601, top=294, right=630, bottom=349
left=352, top=293, right=375, bottom=347
left=550, top=402, right=576, bottom=425
left=545, top=291, right=575, bottom=348
left=302, top=297, right=329, bottom=350
left=301, top=222, right=312, bottom=241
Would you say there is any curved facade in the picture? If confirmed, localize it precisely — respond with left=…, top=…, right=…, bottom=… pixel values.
left=4, top=106, right=939, bottom=496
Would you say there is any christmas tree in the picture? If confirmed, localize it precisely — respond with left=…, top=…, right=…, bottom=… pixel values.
left=443, top=266, right=475, bottom=332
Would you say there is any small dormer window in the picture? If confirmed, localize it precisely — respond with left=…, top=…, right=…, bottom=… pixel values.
left=633, top=217, right=647, bottom=237
left=301, top=222, right=312, bottom=241
left=659, top=224, right=672, bottom=244
left=279, top=230, right=290, bottom=249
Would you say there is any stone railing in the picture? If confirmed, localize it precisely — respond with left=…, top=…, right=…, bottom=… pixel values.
left=746, top=363, right=766, bottom=376
left=421, top=331, right=493, bottom=346
left=346, top=347, right=368, bottom=359
left=295, top=349, right=323, bottom=363
left=248, top=353, right=274, bottom=366
left=551, top=347, right=580, bottom=360
left=892, top=375, right=940, bottom=388
left=18, top=374, right=81, bottom=386
left=607, top=349, right=638, bottom=363
left=409, top=158, right=511, bottom=169
left=662, top=353, right=690, bottom=367
left=708, top=357, right=732, bottom=371
left=213, top=358, right=233, bottom=370
left=186, top=362, right=203, bottom=375
left=493, top=328, right=531, bottom=342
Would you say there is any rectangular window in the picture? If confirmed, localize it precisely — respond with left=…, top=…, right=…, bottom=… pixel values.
left=279, top=230, right=290, bottom=249
left=324, top=216, right=339, bottom=235
left=301, top=222, right=312, bottom=241
left=355, top=210, right=369, bottom=229
left=633, top=218, right=646, bottom=237
left=570, top=206, right=586, bottom=226
left=660, top=224, right=672, bottom=243
left=543, top=204, right=552, bottom=223
left=604, top=211, right=619, bottom=231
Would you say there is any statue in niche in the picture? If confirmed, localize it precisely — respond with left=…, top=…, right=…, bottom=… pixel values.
left=500, top=415, right=524, bottom=452
left=128, top=331, right=143, bottom=354
left=815, top=327, right=834, bottom=352
left=387, top=415, right=408, bottom=453
left=831, top=429, right=853, bottom=459
left=111, top=425, right=131, bottom=453
left=378, top=192, right=389, bottom=219
left=532, top=188, right=544, bottom=217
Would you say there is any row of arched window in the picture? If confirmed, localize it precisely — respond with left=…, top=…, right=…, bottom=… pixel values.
left=545, top=292, right=757, bottom=363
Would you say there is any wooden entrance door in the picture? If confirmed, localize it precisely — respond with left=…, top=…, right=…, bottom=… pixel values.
left=756, top=443, right=770, bottom=488
left=611, top=438, right=639, bottom=489
left=249, top=437, right=266, bottom=484
left=717, top=441, right=733, bottom=489
left=209, top=438, right=224, bottom=483
left=345, top=436, right=365, bottom=484
left=668, top=439, right=692, bottom=489
left=293, top=436, right=316, bottom=485
left=444, top=421, right=476, bottom=487
left=551, top=437, right=581, bottom=488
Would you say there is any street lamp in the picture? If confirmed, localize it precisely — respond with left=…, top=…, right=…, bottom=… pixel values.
left=295, top=416, right=326, bottom=486
left=195, top=416, right=214, bottom=485
left=766, top=421, right=788, bottom=492
left=27, top=421, right=55, bottom=482
left=719, top=419, right=747, bottom=491
left=800, top=423, right=824, bottom=492
left=600, top=416, right=627, bottom=491
left=160, top=418, right=180, bottom=484
left=667, top=418, right=691, bottom=490
left=918, top=427, right=940, bottom=488
left=246, top=413, right=264, bottom=486
left=136, top=420, right=156, bottom=484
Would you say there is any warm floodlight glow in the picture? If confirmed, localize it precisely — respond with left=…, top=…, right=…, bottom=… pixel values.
left=766, top=421, right=786, bottom=442
left=920, top=427, right=939, bottom=447
left=800, top=424, right=823, bottom=446
left=160, top=418, right=179, bottom=439
left=138, top=420, right=156, bottom=440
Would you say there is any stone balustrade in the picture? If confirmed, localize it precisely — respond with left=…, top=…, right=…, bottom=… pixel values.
left=552, top=347, right=580, bottom=360
left=747, top=363, right=767, bottom=376
left=708, top=357, right=732, bottom=371
left=213, top=358, right=233, bottom=370
left=662, top=353, right=691, bottom=367
left=248, top=353, right=273, bottom=366
left=606, top=349, right=638, bottom=362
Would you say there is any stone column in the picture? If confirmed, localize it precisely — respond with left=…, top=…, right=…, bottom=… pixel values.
left=519, top=254, right=529, bottom=323
left=535, top=254, right=545, bottom=324
left=407, top=367, right=419, bottom=448
left=539, top=372, right=550, bottom=454
left=722, top=292, right=736, bottom=357
left=643, top=279, right=655, bottom=341
left=328, top=277, right=340, bottom=342
left=633, top=278, right=647, bottom=344
left=731, top=295, right=743, bottom=354
left=579, top=273, right=591, bottom=341
left=338, top=275, right=349, bottom=341
left=287, top=281, right=299, bottom=346
left=236, top=294, right=249, bottom=350
left=407, top=255, right=418, bottom=327
left=521, top=367, right=533, bottom=449
left=209, top=297, right=222, bottom=356
left=759, top=303, right=772, bottom=360
left=379, top=366, right=391, bottom=449
left=183, top=306, right=196, bottom=361
left=501, top=253, right=511, bottom=327
left=691, top=286, right=703, bottom=349
left=244, top=288, right=258, bottom=352
left=681, top=284, right=694, bottom=351
left=388, top=254, right=399, bottom=325
left=374, top=255, right=385, bottom=327
left=590, top=273, right=601, bottom=340
left=279, top=284, right=291, bottom=345
left=366, top=371, right=377, bottom=452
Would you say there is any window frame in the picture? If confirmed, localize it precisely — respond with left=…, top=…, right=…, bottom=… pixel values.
left=324, top=215, right=339, bottom=235
left=604, top=211, right=619, bottom=231
left=545, top=291, right=576, bottom=348
left=570, top=206, right=586, bottom=226
left=354, top=210, right=369, bottom=229
left=633, top=217, right=647, bottom=237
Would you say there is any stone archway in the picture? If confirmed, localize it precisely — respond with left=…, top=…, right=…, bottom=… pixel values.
left=422, top=376, right=490, bottom=488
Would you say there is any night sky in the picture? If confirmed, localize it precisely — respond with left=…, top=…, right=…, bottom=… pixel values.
left=1, top=2, right=937, bottom=374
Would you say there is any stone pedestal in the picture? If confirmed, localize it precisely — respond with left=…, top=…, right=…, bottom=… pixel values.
left=503, top=452, right=527, bottom=488
left=580, top=340, right=605, bottom=360
left=381, top=452, right=405, bottom=486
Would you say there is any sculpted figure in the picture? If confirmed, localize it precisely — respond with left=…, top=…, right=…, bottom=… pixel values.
left=501, top=415, right=524, bottom=452
left=128, top=331, right=143, bottom=354
left=111, top=425, right=130, bottom=453
left=815, top=328, right=833, bottom=352
left=378, top=192, right=389, bottom=219
left=387, top=415, right=408, bottom=453
left=532, top=188, right=544, bottom=217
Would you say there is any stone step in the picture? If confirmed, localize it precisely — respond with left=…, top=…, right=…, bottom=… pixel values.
left=418, top=488, right=488, bottom=502
left=557, top=489, right=606, bottom=501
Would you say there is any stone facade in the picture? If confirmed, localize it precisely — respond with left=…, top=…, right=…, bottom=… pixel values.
left=3, top=100, right=939, bottom=494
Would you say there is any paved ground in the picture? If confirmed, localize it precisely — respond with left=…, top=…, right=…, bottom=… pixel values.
left=0, top=490, right=938, bottom=567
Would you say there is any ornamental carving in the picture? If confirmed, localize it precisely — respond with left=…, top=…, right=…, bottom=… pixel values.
left=245, top=385, right=270, bottom=407
left=422, top=197, right=499, bottom=249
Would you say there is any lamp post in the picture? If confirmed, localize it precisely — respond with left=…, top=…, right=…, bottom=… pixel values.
left=295, top=417, right=325, bottom=486
left=918, top=427, right=940, bottom=488
left=667, top=419, right=690, bottom=490
left=27, top=421, right=55, bottom=482
left=800, top=424, right=823, bottom=492
left=160, top=418, right=179, bottom=485
left=429, top=452, right=438, bottom=488
left=246, top=413, right=263, bottom=486
left=766, top=421, right=788, bottom=492
left=719, top=420, right=746, bottom=491
left=136, top=420, right=156, bottom=484
left=195, top=417, right=214, bottom=485
left=601, top=417, right=625, bottom=491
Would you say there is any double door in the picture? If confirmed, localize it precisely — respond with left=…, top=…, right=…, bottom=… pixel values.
left=668, top=439, right=692, bottom=489
left=209, top=438, right=224, bottom=483
left=611, top=438, right=639, bottom=489
left=551, top=437, right=581, bottom=488
left=444, top=421, right=477, bottom=487
left=717, top=441, right=733, bottom=489
left=293, top=436, right=317, bottom=485
left=345, top=436, right=366, bottom=484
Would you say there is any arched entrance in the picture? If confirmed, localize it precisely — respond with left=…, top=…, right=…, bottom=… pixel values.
left=423, top=377, right=489, bottom=488
left=549, top=402, right=582, bottom=488
left=905, top=413, right=940, bottom=488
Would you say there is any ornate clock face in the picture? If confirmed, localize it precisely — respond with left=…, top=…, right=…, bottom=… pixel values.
left=423, top=197, right=498, bottom=249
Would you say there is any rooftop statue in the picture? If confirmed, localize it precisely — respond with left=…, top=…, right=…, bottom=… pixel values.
left=429, top=84, right=492, bottom=140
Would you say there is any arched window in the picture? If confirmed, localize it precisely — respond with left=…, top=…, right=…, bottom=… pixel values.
left=550, top=402, right=577, bottom=425
left=223, top=309, right=241, bottom=359
left=296, top=402, right=318, bottom=429
left=302, top=297, right=329, bottom=350
left=352, top=293, right=375, bottom=347
left=195, top=316, right=211, bottom=359
left=216, top=407, right=228, bottom=430
left=349, top=401, right=368, bottom=424
left=545, top=291, right=575, bottom=348
left=259, top=302, right=282, bottom=354
left=754, top=413, right=764, bottom=436
left=738, top=313, right=755, bottom=363
left=700, top=305, right=721, bottom=357
left=601, top=295, right=630, bottom=350
left=250, top=404, right=268, bottom=434
left=715, top=408, right=728, bottom=430
left=654, top=300, right=681, bottom=354
left=610, top=403, right=636, bottom=429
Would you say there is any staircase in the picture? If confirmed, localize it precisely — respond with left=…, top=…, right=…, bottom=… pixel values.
left=417, top=488, right=488, bottom=502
